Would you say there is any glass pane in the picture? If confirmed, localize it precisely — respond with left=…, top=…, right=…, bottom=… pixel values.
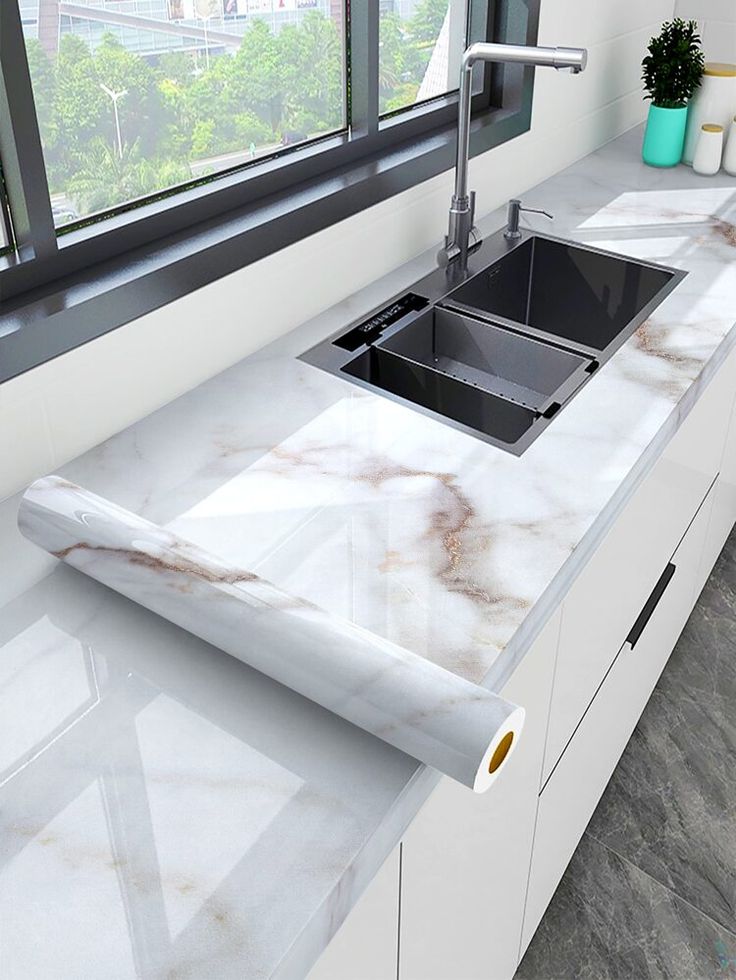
left=20, top=0, right=346, bottom=228
left=379, top=0, right=468, bottom=116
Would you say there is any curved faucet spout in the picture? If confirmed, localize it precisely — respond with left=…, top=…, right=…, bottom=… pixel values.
left=439, top=41, right=587, bottom=269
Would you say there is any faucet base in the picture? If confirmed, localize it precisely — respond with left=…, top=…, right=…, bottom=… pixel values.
left=439, top=190, right=478, bottom=268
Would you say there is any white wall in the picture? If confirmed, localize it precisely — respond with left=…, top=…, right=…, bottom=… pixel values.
left=0, top=0, right=675, bottom=502
left=675, top=0, right=736, bottom=63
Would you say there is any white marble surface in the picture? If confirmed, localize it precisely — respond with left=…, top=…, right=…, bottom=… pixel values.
left=2, top=126, right=736, bottom=978
left=19, top=476, right=523, bottom=792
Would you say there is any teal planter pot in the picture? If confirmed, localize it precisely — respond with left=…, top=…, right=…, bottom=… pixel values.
left=642, top=104, right=689, bottom=167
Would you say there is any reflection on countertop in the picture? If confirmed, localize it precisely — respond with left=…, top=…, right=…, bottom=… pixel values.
left=0, top=567, right=424, bottom=979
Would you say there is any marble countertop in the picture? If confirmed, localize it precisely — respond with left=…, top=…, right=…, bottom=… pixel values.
left=2, top=126, right=736, bottom=979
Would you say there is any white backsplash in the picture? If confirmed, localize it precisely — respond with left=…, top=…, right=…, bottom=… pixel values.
left=675, top=0, right=736, bottom=63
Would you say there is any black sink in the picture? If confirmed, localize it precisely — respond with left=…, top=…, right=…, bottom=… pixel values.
left=376, top=306, right=592, bottom=409
left=341, top=305, right=597, bottom=448
left=444, top=236, right=676, bottom=354
left=343, top=341, right=538, bottom=447
left=300, top=229, right=684, bottom=455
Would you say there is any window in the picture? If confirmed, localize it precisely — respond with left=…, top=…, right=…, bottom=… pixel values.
left=0, top=0, right=540, bottom=379
left=22, top=0, right=347, bottom=229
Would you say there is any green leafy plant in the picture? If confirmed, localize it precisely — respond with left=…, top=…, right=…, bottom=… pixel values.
left=642, top=19, right=705, bottom=108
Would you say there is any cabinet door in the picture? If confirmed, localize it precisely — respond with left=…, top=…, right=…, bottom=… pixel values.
left=696, top=350, right=736, bottom=597
left=521, top=489, right=712, bottom=954
left=398, top=610, right=561, bottom=980
left=542, top=351, right=736, bottom=784
left=307, top=848, right=400, bottom=980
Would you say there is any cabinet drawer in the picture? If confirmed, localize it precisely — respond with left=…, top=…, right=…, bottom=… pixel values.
left=521, top=489, right=711, bottom=953
left=542, top=351, right=736, bottom=783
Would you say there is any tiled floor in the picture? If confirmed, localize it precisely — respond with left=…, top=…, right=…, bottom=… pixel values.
left=516, top=528, right=736, bottom=980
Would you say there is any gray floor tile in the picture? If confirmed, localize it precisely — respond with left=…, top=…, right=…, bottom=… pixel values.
left=515, top=835, right=736, bottom=980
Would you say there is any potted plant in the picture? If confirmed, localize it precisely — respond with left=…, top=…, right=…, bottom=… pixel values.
left=641, top=18, right=704, bottom=167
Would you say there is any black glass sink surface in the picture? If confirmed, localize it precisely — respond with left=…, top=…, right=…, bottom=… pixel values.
left=445, top=236, right=675, bottom=354
left=300, top=230, right=684, bottom=455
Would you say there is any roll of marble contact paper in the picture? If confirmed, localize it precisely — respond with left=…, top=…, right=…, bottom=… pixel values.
left=18, top=476, right=524, bottom=792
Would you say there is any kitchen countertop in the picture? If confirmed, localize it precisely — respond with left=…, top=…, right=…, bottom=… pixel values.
left=2, top=126, right=736, bottom=979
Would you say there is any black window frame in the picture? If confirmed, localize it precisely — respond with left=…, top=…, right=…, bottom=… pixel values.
left=0, top=0, right=540, bottom=382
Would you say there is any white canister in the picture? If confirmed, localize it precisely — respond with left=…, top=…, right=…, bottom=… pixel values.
left=692, top=123, right=724, bottom=175
left=683, top=63, right=736, bottom=165
left=723, top=116, right=736, bottom=176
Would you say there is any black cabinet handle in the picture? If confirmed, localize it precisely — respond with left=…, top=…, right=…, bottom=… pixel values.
left=626, top=562, right=677, bottom=649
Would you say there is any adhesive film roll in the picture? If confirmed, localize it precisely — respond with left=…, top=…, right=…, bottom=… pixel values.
left=19, top=476, right=524, bottom=792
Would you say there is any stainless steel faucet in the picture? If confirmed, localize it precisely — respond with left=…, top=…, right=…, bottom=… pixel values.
left=438, top=42, right=587, bottom=269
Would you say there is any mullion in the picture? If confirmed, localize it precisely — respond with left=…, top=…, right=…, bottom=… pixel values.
left=0, top=0, right=57, bottom=261
left=348, top=0, right=380, bottom=138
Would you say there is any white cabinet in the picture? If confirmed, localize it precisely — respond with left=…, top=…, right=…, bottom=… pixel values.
left=307, top=847, right=400, bottom=980
left=541, top=349, right=736, bottom=784
left=521, top=487, right=713, bottom=952
left=397, top=610, right=561, bottom=980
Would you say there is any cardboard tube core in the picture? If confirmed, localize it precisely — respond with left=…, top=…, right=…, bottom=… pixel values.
left=488, top=730, right=514, bottom=773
